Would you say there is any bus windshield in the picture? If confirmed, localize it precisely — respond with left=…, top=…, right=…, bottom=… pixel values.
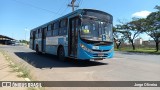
left=80, top=18, right=113, bottom=42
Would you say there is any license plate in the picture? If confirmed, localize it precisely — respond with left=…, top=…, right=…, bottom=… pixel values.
left=98, top=53, right=104, bottom=56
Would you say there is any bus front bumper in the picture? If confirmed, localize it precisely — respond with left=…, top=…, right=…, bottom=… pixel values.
left=77, top=47, right=114, bottom=60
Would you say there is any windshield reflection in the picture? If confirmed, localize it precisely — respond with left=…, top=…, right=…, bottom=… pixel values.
left=80, top=18, right=113, bottom=42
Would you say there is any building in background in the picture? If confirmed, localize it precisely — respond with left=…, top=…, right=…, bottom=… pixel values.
left=142, top=40, right=156, bottom=46
left=0, top=35, right=14, bottom=45
left=134, top=38, right=143, bottom=45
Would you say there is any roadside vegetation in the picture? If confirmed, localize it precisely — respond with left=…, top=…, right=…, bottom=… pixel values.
left=0, top=49, right=43, bottom=90
left=115, top=47, right=160, bottom=55
left=1, top=50, right=32, bottom=79
left=19, top=40, right=29, bottom=45
left=114, top=5, right=160, bottom=54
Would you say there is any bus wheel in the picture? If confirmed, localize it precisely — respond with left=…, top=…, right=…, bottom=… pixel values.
left=36, top=45, right=40, bottom=54
left=58, top=47, right=65, bottom=61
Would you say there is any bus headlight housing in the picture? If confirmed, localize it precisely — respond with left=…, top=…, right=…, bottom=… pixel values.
left=80, top=44, right=92, bottom=52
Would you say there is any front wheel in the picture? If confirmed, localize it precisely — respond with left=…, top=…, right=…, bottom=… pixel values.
left=58, top=47, right=65, bottom=61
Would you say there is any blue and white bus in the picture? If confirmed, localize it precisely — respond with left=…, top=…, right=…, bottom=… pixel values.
left=29, top=9, right=114, bottom=61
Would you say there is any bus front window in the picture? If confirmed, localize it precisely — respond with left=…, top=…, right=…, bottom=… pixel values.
left=80, top=18, right=113, bottom=42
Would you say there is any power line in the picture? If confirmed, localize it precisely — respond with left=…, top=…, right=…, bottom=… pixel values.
left=58, top=0, right=71, bottom=15
left=12, top=0, right=60, bottom=15
left=60, top=0, right=71, bottom=15
left=75, top=0, right=81, bottom=10
left=79, top=0, right=83, bottom=7
left=57, top=0, right=68, bottom=14
left=60, top=6, right=69, bottom=15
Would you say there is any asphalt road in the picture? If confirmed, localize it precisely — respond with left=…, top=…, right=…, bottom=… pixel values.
left=0, top=45, right=160, bottom=90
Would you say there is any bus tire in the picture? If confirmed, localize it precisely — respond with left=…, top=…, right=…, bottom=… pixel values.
left=36, top=45, right=40, bottom=54
left=58, top=47, right=65, bottom=61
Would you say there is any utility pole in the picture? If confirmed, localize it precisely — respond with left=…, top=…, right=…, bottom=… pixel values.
left=68, top=0, right=79, bottom=12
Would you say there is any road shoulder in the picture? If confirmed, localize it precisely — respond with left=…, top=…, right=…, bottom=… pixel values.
left=0, top=51, right=27, bottom=90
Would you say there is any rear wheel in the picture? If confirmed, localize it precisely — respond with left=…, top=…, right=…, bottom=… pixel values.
left=36, top=45, right=41, bottom=54
left=58, top=47, right=65, bottom=61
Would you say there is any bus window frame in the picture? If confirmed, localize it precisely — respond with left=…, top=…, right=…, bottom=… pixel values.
left=53, top=21, right=59, bottom=36
left=47, top=24, right=53, bottom=37
left=59, top=19, right=68, bottom=36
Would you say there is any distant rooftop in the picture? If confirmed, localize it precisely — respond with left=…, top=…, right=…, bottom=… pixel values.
left=0, top=35, right=15, bottom=40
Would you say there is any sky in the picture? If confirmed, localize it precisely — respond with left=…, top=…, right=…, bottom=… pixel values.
left=0, top=0, right=160, bottom=41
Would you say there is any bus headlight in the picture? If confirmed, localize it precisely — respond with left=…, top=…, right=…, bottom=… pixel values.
left=80, top=44, right=92, bottom=52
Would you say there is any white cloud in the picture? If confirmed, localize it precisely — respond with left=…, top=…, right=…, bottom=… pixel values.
left=132, top=10, right=151, bottom=18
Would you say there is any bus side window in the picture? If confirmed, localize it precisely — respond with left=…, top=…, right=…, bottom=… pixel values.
left=44, top=27, right=47, bottom=37
left=59, top=19, right=67, bottom=36
left=53, top=22, right=59, bottom=36
left=36, top=29, right=39, bottom=39
left=64, top=19, right=67, bottom=35
left=59, top=21, right=62, bottom=35
left=52, top=23, right=54, bottom=36
left=47, top=24, right=53, bottom=36
left=38, top=29, right=42, bottom=38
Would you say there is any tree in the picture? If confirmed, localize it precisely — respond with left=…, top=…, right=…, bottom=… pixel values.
left=145, top=10, right=160, bottom=52
left=154, top=5, right=160, bottom=11
left=113, top=26, right=125, bottom=49
left=116, top=18, right=145, bottom=50
left=20, top=40, right=29, bottom=45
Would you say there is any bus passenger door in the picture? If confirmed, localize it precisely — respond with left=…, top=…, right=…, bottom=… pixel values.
left=68, top=17, right=79, bottom=58
left=32, top=31, right=36, bottom=50
left=41, top=28, right=46, bottom=52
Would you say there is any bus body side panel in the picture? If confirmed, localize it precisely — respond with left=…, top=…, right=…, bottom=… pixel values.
left=34, top=40, right=36, bottom=50
left=45, top=36, right=58, bottom=55
left=45, top=36, right=68, bottom=57
left=29, top=39, right=33, bottom=49
left=45, top=45, right=58, bottom=55
left=58, top=36, right=68, bottom=57
left=35, top=38, right=42, bottom=51
left=43, top=39, right=46, bottom=52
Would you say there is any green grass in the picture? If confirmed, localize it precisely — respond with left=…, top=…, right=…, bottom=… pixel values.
left=17, top=65, right=31, bottom=78
left=0, top=50, right=32, bottom=78
left=115, top=47, right=160, bottom=55
left=0, top=49, right=43, bottom=90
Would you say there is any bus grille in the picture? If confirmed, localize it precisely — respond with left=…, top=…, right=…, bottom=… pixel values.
left=93, top=54, right=108, bottom=57
left=92, top=49, right=109, bottom=52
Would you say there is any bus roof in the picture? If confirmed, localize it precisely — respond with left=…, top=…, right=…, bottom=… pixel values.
left=30, top=9, right=112, bottom=31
